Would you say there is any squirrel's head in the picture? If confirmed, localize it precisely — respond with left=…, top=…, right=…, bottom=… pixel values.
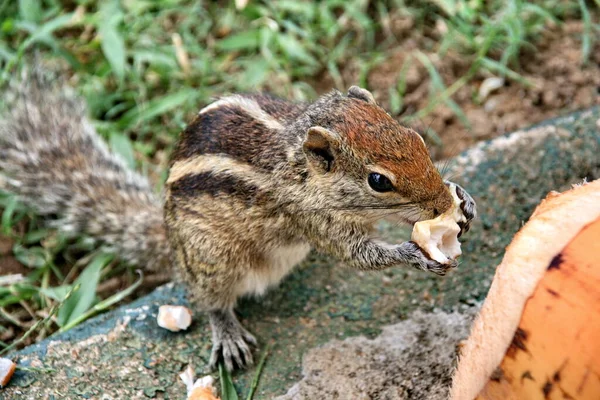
left=299, top=86, right=452, bottom=224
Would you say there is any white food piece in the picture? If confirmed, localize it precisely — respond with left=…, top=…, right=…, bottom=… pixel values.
left=478, top=76, right=505, bottom=100
left=235, top=0, right=249, bottom=10
left=179, top=365, right=219, bottom=400
left=157, top=305, right=192, bottom=332
left=0, top=358, right=16, bottom=387
left=411, top=184, right=466, bottom=264
left=0, top=274, right=24, bottom=286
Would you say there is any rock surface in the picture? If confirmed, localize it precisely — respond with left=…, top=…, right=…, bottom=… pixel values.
left=276, top=310, right=475, bottom=400
left=2, top=108, right=599, bottom=399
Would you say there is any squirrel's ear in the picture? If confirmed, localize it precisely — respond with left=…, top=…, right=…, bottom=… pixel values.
left=347, top=86, right=376, bottom=105
left=303, top=126, right=338, bottom=174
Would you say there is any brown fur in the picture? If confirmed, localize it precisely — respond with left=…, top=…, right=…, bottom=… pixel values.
left=329, top=99, right=451, bottom=211
left=164, top=88, right=471, bottom=333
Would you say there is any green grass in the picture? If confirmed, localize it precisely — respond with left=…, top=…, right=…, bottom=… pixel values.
left=0, top=0, right=598, bottom=352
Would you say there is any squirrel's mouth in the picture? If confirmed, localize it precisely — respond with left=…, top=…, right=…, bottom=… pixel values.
left=370, top=208, right=425, bottom=226
left=405, top=217, right=421, bottom=226
left=392, top=214, right=422, bottom=226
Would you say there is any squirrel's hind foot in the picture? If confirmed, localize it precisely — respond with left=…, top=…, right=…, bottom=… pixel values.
left=208, top=309, right=257, bottom=372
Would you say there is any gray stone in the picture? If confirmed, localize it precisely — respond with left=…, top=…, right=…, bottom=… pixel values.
left=276, top=310, right=476, bottom=400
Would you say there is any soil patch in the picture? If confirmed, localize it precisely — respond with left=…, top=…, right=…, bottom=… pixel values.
left=312, top=19, right=600, bottom=159
left=0, top=234, right=26, bottom=276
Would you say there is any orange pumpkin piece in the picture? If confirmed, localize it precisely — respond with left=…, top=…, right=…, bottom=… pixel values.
left=450, top=180, right=600, bottom=400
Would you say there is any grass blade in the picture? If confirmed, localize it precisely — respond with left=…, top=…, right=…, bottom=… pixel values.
left=117, top=89, right=194, bottom=129
left=245, top=344, right=270, bottom=400
left=13, top=245, right=48, bottom=268
left=40, top=285, right=72, bottom=302
left=1, top=12, right=74, bottom=82
left=109, top=132, right=136, bottom=169
left=413, top=51, right=470, bottom=128
left=577, top=0, right=593, bottom=64
left=98, top=0, right=126, bottom=81
left=216, top=30, right=260, bottom=51
left=219, top=362, right=240, bottom=400
left=1, top=195, right=18, bottom=234
left=19, top=0, right=41, bottom=23
left=57, top=252, right=113, bottom=328
left=0, top=284, right=79, bottom=356
left=58, top=270, right=143, bottom=333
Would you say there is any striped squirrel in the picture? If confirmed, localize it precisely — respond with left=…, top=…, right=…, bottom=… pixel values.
left=0, top=72, right=476, bottom=371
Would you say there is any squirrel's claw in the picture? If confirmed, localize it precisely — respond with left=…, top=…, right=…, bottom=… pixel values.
left=405, top=241, right=458, bottom=276
left=208, top=331, right=255, bottom=372
left=208, top=310, right=256, bottom=372
left=445, top=181, right=477, bottom=237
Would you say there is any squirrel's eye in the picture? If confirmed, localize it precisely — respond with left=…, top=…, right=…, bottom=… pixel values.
left=368, top=173, right=394, bottom=193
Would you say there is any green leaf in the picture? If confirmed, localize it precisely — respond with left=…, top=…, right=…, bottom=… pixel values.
left=1, top=195, right=18, bottom=234
left=109, top=132, right=136, bottom=169
left=13, top=245, right=48, bottom=268
left=577, top=0, right=593, bottom=64
left=388, top=87, right=402, bottom=115
left=242, top=59, right=269, bottom=88
left=100, top=27, right=126, bottom=80
left=245, top=345, right=270, bottom=400
left=59, top=270, right=144, bottom=333
left=132, top=50, right=177, bottom=68
left=19, top=0, right=42, bottom=23
left=1, top=284, right=79, bottom=356
left=23, top=229, right=51, bottom=245
left=414, top=51, right=470, bottom=128
left=480, top=58, right=530, bottom=86
left=326, top=60, right=343, bottom=90
left=277, top=34, right=318, bottom=65
left=216, top=31, right=260, bottom=51
left=219, top=363, right=240, bottom=400
left=117, top=89, right=194, bottom=129
left=57, top=252, right=113, bottom=328
left=1, top=13, right=74, bottom=82
left=20, top=13, right=73, bottom=50
left=0, top=43, right=15, bottom=62
left=40, top=285, right=73, bottom=302
left=274, top=1, right=315, bottom=19
left=0, top=295, right=24, bottom=307
left=98, top=1, right=126, bottom=81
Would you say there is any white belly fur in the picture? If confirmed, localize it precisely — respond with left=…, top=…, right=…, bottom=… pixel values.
left=236, top=242, right=311, bottom=297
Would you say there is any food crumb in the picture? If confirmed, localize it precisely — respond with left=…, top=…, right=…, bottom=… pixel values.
left=157, top=305, right=192, bottom=332
left=0, top=358, right=16, bottom=388
left=179, top=365, right=220, bottom=400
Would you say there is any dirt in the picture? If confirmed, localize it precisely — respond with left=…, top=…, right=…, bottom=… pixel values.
left=311, top=19, right=600, bottom=159
left=0, top=233, right=27, bottom=276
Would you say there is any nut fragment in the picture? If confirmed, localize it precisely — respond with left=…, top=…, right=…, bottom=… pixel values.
left=411, top=184, right=465, bottom=264
left=0, top=358, right=16, bottom=388
left=157, top=305, right=192, bottom=332
left=179, top=365, right=220, bottom=400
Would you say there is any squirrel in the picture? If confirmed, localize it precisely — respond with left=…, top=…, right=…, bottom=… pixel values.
left=0, top=71, right=475, bottom=371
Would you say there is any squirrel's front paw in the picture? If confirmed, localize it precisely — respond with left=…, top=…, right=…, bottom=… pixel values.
left=404, top=241, right=457, bottom=276
left=208, top=311, right=257, bottom=371
left=446, top=181, right=476, bottom=237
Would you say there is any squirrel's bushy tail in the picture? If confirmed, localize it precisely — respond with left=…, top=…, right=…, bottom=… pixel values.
left=0, top=71, right=170, bottom=270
